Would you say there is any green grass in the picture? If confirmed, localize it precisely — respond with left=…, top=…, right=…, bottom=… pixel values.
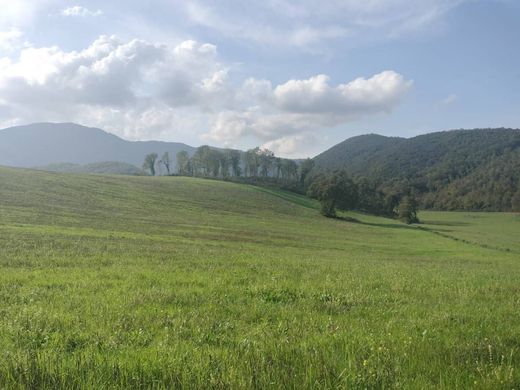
left=420, top=211, right=520, bottom=253
left=0, top=166, right=519, bottom=389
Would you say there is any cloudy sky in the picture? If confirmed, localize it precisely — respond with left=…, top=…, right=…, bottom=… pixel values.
left=0, top=0, right=519, bottom=157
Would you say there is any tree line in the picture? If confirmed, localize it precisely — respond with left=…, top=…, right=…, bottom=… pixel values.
left=143, top=148, right=420, bottom=224
left=143, top=146, right=315, bottom=185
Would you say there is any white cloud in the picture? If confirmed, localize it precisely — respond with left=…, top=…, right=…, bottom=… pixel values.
left=0, top=27, right=23, bottom=51
left=274, top=71, right=411, bottom=114
left=0, top=35, right=411, bottom=156
left=0, top=35, right=230, bottom=139
left=262, top=133, right=318, bottom=157
left=203, top=71, right=412, bottom=154
left=61, top=6, right=103, bottom=17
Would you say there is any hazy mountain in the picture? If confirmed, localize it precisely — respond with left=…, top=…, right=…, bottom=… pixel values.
left=0, top=123, right=197, bottom=169
left=314, top=128, right=520, bottom=210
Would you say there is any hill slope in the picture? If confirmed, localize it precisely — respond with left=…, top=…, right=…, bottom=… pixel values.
left=1, top=167, right=519, bottom=388
left=314, top=128, right=520, bottom=211
left=0, top=122, right=196, bottom=169
left=37, top=161, right=145, bottom=175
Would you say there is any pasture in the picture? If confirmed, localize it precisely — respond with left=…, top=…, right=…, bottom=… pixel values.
left=0, top=167, right=519, bottom=388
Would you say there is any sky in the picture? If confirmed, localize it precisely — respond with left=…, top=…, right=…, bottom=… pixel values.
left=0, top=0, right=519, bottom=157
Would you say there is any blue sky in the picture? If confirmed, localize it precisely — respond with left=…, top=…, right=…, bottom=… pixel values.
left=0, top=0, right=518, bottom=157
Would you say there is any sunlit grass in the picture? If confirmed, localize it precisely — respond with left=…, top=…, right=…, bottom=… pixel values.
left=0, top=166, right=519, bottom=388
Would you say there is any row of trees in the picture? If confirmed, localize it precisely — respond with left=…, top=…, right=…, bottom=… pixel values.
left=143, top=146, right=315, bottom=185
left=142, top=152, right=171, bottom=176
left=142, top=150, right=419, bottom=223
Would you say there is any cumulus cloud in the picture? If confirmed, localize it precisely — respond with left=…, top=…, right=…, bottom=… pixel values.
left=0, top=35, right=411, bottom=156
left=61, top=6, right=103, bottom=17
left=0, top=35, right=230, bottom=139
left=274, top=71, right=411, bottom=115
left=203, top=71, right=412, bottom=155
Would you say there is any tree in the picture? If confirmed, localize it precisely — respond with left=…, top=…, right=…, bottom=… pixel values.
left=176, top=150, right=190, bottom=175
left=274, top=158, right=283, bottom=179
left=398, top=195, right=419, bottom=224
left=219, top=150, right=231, bottom=178
left=259, top=148, right=274, bottom=177
left=192, top=145, right=212, bottom=176
left=244, top=148, right=260, bottom=177
left=159, top=152, right=171, bottom=175
left=308, top=171, right=358, bottom=217
left=281, top=159, right=298, bottom=182
left=142, top=153, right=158, bottom=176
left=512, top=189, right=520, bottom=212
left=209, top=149, right=221, bottom=177
left=299, top=158, right=315, bottom=187
left=228, top=149, right=241, bottom=177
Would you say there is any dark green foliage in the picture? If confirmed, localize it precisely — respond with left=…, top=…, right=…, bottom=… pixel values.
left=313, top=129, right=520, bottom=211
left=398, top=195, right=419, bottom=224
left=512, top=190, right=520, bottom=212
left=308, top=171, right=358, bottom=217
left=299, top=158, right=315, bottom=187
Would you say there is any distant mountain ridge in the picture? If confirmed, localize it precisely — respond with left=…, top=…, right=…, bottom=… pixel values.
left=314, top=128, right=520, bottom=211
left=2, top=123, right=520, bottom=210
left=0, top=123, right=197, bottom=169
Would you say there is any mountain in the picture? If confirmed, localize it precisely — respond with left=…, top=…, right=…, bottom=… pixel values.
left=0, top=122, right=197, bottom=169
left=313, top=128, right=520, bottom=211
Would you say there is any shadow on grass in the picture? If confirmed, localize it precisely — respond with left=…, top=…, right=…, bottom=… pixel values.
left=332, top=215, right=417, bottom=230
left=421, top=220, right=470, bottom=227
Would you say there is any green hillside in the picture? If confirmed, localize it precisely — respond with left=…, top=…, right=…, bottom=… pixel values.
left=36, top=161, right=145, bottom=176
left=313, top=128, right=520, bottom=211
left=1, top=166, right=519, bottom=388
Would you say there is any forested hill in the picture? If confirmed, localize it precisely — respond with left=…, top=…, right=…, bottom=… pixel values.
left=313, top=128, right=520, bottom=211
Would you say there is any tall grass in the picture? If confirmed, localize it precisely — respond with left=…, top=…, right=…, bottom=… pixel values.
left=0, top=167, right=519, bottom=388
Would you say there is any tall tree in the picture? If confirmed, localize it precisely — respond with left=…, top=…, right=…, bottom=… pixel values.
left=159, top=152, right=171, bottom=175
left=274, top=157, right=283, bottom=179
left=511, top=189, right=520, bottom=212
left=220, top=150, right=232, bottom=178
left=176, top=150, right=190, bottom=175
left=244, top=148, right=260, bottom=177
left=259, top=148, right=274, bottom=177
left=228, top=149, right=241, bottom=177
left=142, top=153, right=158, bottom=176
left=299, top=158, right=315, bottom=186
left=281, top=159, right=298, bottom=182
left=308, top=171, right=358, bottom=217
left=209, top=149, right=221, bottom=177
left=193, top=146, right=212, bottom=176
left=398, top=195, right=419, bottom=224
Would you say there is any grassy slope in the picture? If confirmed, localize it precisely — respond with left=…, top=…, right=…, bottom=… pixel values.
left=0, top=166, right=519, bottom=389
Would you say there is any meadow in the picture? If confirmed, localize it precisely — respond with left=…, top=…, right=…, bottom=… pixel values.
left=0, top=166, right=519, bottom=389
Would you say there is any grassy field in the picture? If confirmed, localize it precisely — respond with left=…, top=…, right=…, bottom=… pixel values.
left=0, top=166, right=519, bottom=389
